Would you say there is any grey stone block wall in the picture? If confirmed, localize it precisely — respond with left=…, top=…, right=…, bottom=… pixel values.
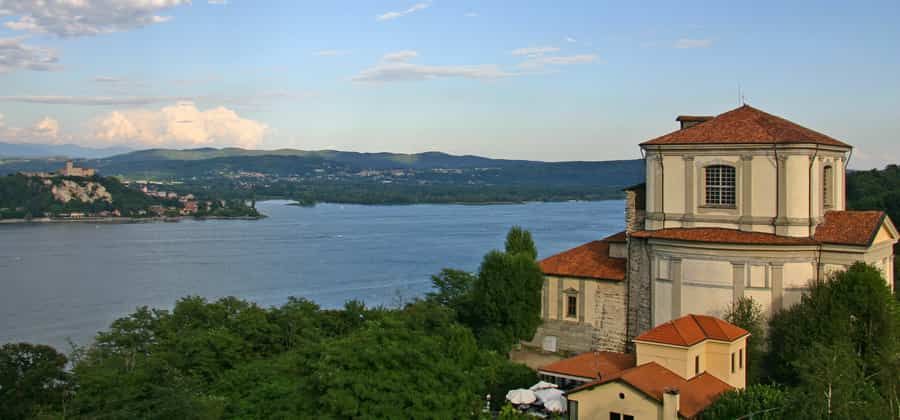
left=626, top=237, right=652, bottom=352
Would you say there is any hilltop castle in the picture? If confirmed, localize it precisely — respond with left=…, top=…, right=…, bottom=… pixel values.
left=528, top=105, right=898, bottom=354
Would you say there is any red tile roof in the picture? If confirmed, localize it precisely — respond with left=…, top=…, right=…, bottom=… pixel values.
left=568, top=362, right=732, bottom=418
left=634, top=314, right=749, bottom=347
left=630, top=211, right=893, bottom=248
left=815, top=210, right=887, bottom=246
left=539, top=231, right=627, bottom=280
left=630, top=228, right=818, bottom=246
left=538, top=351, right=636, bottom=380
left=641, top=105, right=851, bottom=148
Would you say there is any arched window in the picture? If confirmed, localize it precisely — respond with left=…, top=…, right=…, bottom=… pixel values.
left=705, top=165, right=736, bottom=207
left=823, top=165, right=834, bottom=209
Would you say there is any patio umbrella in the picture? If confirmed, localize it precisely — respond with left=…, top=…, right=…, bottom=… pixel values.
left=529, top=381, right=558, bottom=391
left=543, top=398, right=567, bottom=413
left=506, top=388, right=537, bottom=405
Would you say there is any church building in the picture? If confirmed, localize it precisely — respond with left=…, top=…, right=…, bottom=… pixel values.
left=527, top=105, right=898, bottom=354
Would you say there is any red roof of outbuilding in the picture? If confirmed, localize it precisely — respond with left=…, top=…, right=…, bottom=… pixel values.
left=539, top=231, right=627, bottom=280
left=538, top=351, right=636, bottom=380
left=568, top=362, right=732, bottom=418
left=814, top=210, right=887, bottom=246
left=634, top=314, right=750, bottom=347
left=641, top=105, right=851, bottom=148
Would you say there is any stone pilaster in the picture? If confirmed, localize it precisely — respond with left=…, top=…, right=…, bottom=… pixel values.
left=670, top=258, right=683, bottom=319
left=740, top=154, right=753, bottom=231
left=578, top=279, right=586, bottom=323
left=732, top=262, right=746, bottom=302
left=683, top=155, right=695, bottom=227
left=771, top=263, right=784, bottom=313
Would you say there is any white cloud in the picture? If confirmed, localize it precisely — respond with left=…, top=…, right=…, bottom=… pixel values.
left=565, top=36, right=577, bottom=43
left=674, top=38, right=713, bottom=49
left=382, top=50, right=418, bottom=62
left=464, top=12, right=478, bottom=17
left=352, top=62, right=512, bottom=83
left=0, top=0, right=190, bottom=37
left=314, top=50, right=350, bottom=57
left=0, top=114, right=64, bottom=144
left=0, top=37, right=60, bottom=73
left=518, top=54, right=598, bottom=68
left=208, top=0, right=228, bottom=4
left=92, top=102, right=268, bottom=149
left=510, top=46, right=560, bottom=57
left=376, top=2, right=429, bottom=21
left=0, top=95, right=188, bottom=106
left=93, top=76, right=122, bottom=83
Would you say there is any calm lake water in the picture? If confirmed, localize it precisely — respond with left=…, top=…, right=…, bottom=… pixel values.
left=0, top=200, right=624, bottom=350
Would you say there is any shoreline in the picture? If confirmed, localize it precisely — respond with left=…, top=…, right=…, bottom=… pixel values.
left=0, top=215, right=266, bottom=224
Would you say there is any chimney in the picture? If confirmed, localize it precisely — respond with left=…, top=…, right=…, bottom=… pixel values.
left=663, top=388, right=680, bottom=420
left=676, top=115, right=713, bottom=130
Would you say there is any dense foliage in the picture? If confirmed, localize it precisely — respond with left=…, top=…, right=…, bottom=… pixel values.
left=428, top=228, right=545, bottom=353
left=709, top=263, right=900, bottom=419
left=0, top=343, right=70, bottom=419
left=846, top=164, right=900, bottom=292
left=701, top=384, right=787, bottom=420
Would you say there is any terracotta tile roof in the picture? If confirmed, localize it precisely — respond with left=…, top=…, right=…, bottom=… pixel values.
left=630, top=228, right=818, bottom=246
left=814, top=210, right=886, bottom=246
left=568, top=362, right=732, bottom=418
left=641, top=105, right=851, bottom=148
left=604, top=231, right=627, bottom=243
left=539, top=231, right=627, bottom=280
left=679, top=373, right=734, bottom=418
left=538, top=351, right=636, bottom=380
left=634, top=314, right=749, bottom=347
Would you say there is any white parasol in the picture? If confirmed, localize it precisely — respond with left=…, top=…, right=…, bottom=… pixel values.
left=529, top=381, right=559, bottom=391
left=506, top=388, right=537, bottom=405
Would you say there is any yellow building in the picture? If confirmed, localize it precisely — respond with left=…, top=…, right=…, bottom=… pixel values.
left=563, top=314, right=747, bottom=419
left=531, top=105, right=898, bottom=353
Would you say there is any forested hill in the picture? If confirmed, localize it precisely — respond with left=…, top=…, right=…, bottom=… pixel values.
left=0, top=148, right=645, bottom=204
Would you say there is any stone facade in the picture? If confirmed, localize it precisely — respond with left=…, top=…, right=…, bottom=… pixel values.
left=525, top=275, right=627, bottom=354
left=625, top=237, right=651, bottom=350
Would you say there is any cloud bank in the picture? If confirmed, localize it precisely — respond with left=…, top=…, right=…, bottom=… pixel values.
left=92, top=102, right=268, bottom=149
left=0, top=37, right=60, bottom=73
left=0, top=0, right=190, bottom=37
left=352, top=51, right=513, bottom=83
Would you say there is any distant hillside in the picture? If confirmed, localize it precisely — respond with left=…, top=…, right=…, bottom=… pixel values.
left=0, top=147, right=645, bottom=205
left=0, top=142, right=130, bottom=159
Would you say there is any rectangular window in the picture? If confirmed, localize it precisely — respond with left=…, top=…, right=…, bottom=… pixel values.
left=624, top=416, right=634, bottom=420
left=731, top=352, right=735, bottom=373
left=610, top=413, right=621, bottom=420
left=823, top=166, right=834, bottom=209
left=740, top=348, right=744, bottom=369
left=567, top=295, right=577, bottom=318
left=705, top=165, right=736, bottom=207
left=695, top=355, right=700, bottom=375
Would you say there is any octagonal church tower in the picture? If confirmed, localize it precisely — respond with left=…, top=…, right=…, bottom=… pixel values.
left=625, top=105, right=897, bottom=343
left=527, top=105, right=898, bottom=355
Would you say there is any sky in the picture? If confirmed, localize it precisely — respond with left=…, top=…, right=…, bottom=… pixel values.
left=0, top=1, right=898, bottom=168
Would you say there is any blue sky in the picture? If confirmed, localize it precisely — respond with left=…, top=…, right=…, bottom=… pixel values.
left=0, top=1, right=898, bottom=168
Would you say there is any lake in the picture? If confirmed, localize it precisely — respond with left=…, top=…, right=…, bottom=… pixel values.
left=0, top=200, right=624, bottom=350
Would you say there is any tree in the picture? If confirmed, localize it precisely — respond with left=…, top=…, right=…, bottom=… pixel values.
left=785, top=342, right=889, bottom=419
left=0, top=343, right=70, bottom=419
left=469, top=249, right=544, bottom=352
left=702, top=384, right=787, bottom=420
left=426, top=268, right=477, bottom=313
left=765, top=262, right=900, bottom=414
left=723, top=296, right=766, bottom=384
left=505, top=226, right=537, bottom=260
